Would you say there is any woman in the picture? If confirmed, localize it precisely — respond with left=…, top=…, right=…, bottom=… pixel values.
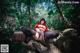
left=11, top=18, right=59, bottom=42
left=34, top=18, right=49, bottom=40
left=34, top=18, right=49, bottom=32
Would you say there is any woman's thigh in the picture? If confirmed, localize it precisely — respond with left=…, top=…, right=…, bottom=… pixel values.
left=44, top=31, right=59, bottom=39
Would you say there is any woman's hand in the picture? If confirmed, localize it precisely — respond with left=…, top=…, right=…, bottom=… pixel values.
left=35, top=28, right=41, bottom=32
left=39, top=28, right=45, bottom=31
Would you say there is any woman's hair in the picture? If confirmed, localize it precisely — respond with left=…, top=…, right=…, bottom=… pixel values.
left=39, top=18, right=46, bottom=24
left=36, top=18, right=46, bottom=26
left=40, top=18, right=46, bottom=22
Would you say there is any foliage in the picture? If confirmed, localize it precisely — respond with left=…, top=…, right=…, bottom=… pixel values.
left=0, top=0, right=80, bottom=53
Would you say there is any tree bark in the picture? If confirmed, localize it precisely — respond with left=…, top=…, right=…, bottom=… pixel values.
left=53, top=0, right=71, bottom=28
left=28, top=0, right=32, bottom=28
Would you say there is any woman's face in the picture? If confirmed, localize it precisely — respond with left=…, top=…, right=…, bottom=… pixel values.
left=41, top=20, right=45, bottom=25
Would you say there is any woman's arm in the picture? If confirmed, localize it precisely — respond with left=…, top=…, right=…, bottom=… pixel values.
left=34, top=24, right=41, bottom=32
left=45, top=26, right=49, bottom=31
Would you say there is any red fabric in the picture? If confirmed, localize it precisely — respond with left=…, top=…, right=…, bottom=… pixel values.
left=34, top=18, right=49, bottom=32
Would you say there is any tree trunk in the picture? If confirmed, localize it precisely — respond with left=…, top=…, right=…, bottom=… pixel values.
left=53, top=0, right=71, bottom=28
left=28, top=0, right=32, bottom=28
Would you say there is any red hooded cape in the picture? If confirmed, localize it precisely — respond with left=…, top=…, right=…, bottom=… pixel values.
left=34, top=18, right=49, bottom=32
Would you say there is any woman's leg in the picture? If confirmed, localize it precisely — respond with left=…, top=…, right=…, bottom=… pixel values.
left=20, top=27, right=36, bottom=37
left=33, top=31, right=45, bottom=41
left=34, top=32, right=40, bottom=40
left=20, top=27, right=43, bottom=41
left=44, top=31, right=59, bottom=40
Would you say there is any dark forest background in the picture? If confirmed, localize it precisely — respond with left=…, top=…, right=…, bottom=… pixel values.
left=0, top=0, right=80, bottom=53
